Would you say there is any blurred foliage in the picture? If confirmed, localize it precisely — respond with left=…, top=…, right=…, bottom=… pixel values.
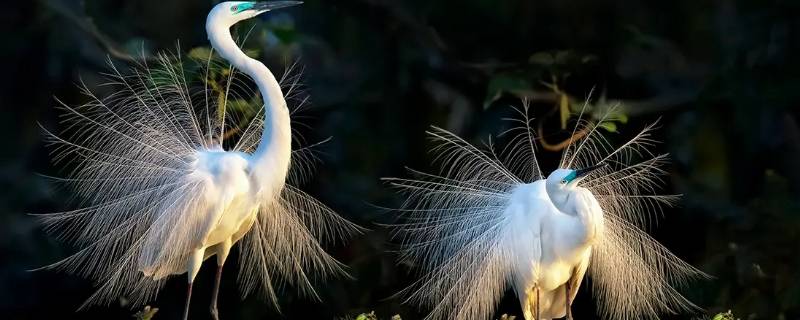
left=355, top=311, right=378, bottom=320
left=132, top=306, right=159, bottom=320
left=711, top=310, right=738, bottom=320
left=1, top=0, right=799, bottom=319
left=344, top=311, right=402, bottom=320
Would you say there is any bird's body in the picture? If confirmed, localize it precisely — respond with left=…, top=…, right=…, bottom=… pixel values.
left=139, top=148, right=264, bottom=280
left=116, top=1, right=299, bottom=286
left=192, top=150, right=258, bottom=251
left=506, top=176, right=602, bottom=320
left=39, top=2, right=360, bottom=319
left=388, top=106, right=705, bottom=320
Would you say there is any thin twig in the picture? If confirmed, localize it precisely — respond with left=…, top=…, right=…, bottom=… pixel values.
left=537, top=124, right=591, bottom=151
left=41, top=0, right=157, bottom=63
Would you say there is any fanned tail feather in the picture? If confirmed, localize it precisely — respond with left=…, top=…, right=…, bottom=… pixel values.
left=38, top=47, right=360, bottom=308
left=389, top=101, right=704, bottom=319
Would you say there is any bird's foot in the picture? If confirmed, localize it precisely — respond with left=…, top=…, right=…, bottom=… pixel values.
left=210, top=306, right=220, bottom=320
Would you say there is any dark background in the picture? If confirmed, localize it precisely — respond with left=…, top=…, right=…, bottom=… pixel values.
left=1, top=0, right=799, bottom=319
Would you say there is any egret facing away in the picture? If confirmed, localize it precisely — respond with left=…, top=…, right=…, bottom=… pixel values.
left=37, top=2, right=361, bottom=319
left=387, top=104, right=706, bottom=319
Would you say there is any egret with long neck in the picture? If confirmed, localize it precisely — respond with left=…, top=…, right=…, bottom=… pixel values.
left=387, top=108, right=705, bottom=320
left=175, top=2, right=298, bottom=319
left=511, top=165, right=605, bottom=320
left=206, top=1, right=293, bottom=184
left=38, top=2, right=360, bottom=320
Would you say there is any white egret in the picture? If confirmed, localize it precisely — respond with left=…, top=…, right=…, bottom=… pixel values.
left=36, top=2, right=361, bottom=320
left=386, top=104, right=706, bottom=320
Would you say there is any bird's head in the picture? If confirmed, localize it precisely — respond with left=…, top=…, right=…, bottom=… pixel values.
left=545, top=164, right=606, bottom=206
left=208, top=1, right=302, bottom=27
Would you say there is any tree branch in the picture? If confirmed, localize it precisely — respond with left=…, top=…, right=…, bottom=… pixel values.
left=40, top=0, right=156, bottom=63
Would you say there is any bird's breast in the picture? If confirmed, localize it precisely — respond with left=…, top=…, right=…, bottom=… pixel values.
left=204, top=193, right=260, bottom=246
left=190, top=150, right=260, bottom=245
left=192, top=150, right=251, bottom=192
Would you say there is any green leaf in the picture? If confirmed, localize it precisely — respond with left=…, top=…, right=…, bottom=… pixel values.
left=711, top=310, right=735, bottom=320
left=559, top=93, right=570, bottom=129
left=601, top=108, right=629, bottom=124
left=188, top=46, right=214, bottom=61
left=133, top=306, right=159, bottom=320
left=354, top=311, right=377, bottom=320
left=227, top=99, right=253, bottom=112
left=484, top=74, right=532, bottom=109
left=244, top=48, right=261, bottom=58
left=597, top=121, right=618, bottom=132
left=616, top=112, right=629, bottom=124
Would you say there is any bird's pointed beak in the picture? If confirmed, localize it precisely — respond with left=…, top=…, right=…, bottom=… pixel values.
left=569, top=163, right=607, bottom=186
left=574, top=163, right=607, bottom=179
left=252, top=1, right=303, bottom=13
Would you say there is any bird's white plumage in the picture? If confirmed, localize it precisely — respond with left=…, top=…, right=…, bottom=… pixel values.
left=389, top=104, right=705, bottom=320
left=506, top=180, right=582, bottom=320
left=37, top=1, right=360, bottom=311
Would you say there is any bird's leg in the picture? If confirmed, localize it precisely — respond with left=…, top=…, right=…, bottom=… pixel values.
left=535, top=287, right=541, bottom=320
left=210, top=238, right=232, bottom=320
left=184, top=249, right=205, bottom=320
left=565, top=281, right=573, bottom=320
left=183, top=282, right=194, bottom=320
left=210, top=265, right=223, bottom=320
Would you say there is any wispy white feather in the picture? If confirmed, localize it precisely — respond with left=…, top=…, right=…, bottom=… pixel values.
left=389, top=103, right=705, bottom=319
left=36, top=49, right=361, bottom=309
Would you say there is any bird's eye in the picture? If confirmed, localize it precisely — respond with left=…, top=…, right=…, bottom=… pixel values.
left=231, top=5, right=238, bottom=12
left=560, top=179, right=567, bottom=184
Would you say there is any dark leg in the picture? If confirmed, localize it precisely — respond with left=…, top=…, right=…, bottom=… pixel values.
left=565, top=281, right=573, bottom=320
left=182, top=282, right=193, bottom=320
left=535, top=287, right=541, bottom=320
left=210, top=265, right=223, bottom=320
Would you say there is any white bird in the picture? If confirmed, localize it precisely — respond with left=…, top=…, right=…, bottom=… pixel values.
left=507, top=165, right=605, bottom=320
left=387, top=104, right=706, bottom=320
left=36, top=2, right=361, bottom=320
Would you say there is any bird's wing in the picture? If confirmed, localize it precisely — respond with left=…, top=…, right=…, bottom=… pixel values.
left=569, top=248, right=591, bottom=304
left=589, top=214, right=706, bottom=320
left=557, top=115, right=706, bottom=319
left=386, top=127, right=535, bottom=320
left=576, top=180, right=704, bottom=320
left=235, top=184, right=363, bottom=309
left=35, top=52, right=259, bottom=308
left=137, top=168, right=232, bottom=280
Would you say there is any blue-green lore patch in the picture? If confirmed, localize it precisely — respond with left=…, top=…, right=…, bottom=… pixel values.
left=231, top=2, right=256, bottom=14
left=564, top=170, right=578, bottom=183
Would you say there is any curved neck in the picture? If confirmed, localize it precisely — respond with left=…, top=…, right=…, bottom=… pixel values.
left=206, top=19, right=292, bottom=171
left=555, top=189, right=602, bottom=241
left=545, top=183, right=570, bottom=213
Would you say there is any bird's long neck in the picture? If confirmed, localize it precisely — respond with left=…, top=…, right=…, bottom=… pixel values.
left=552, top=189, right=603, bottom=242
left=575, top=190, right=603, bottom=242
left=207, top=20, right=292, bottom=185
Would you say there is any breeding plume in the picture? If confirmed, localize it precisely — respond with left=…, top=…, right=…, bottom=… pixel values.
left=387, top=104, right=706, bottom=320
left=37, top=2, right=360, bottom=319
